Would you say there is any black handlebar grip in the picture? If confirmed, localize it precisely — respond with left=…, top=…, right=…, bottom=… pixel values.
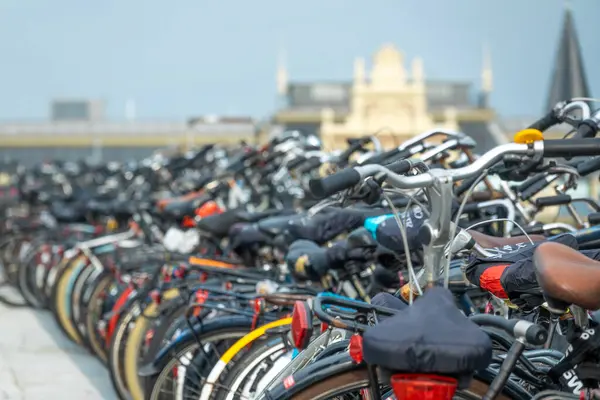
left=544, top=139, right=600, bottom=158
left=286, top=156, right=307, bottom=170
left=516, top=173, right=547, bottom=193
left=577, top=157, right=600, bottom=177
left=309, top=168, right=362, bottom=199
left=527, top=110, right=560, bottom=132
left=454, top=176, right=480, bottom=197
left=519, top=177, right=551, bottom=201
left=573, top=119, right=599, bottom=139
left=589, top=213, right=600, bottom=226
left=338, top=138, right=370, bottom=165
left=525, top=324, right=548, bottom=346
left=535, top=194, right=572, bottom=208
left=296, top=157, right=322, bottom=174
left=385, top=159, right=413, bottom=175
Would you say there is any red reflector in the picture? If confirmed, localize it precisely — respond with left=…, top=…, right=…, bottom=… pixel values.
left=291, top=301, right=312, bottom=350
left=182, top=215, right=196, bottom=228
left=150, top=290, right=161, bottom=305
left=349, top=334, right=363, bottom=364
left=173, top=266, right=186, bottom=279
left=320, top=322, right=329, bottom=333
left=252, top=298, right=263, bottom=314
left=145, top=329, right=154, bottom=346
left=390, top=374, right=457, bottom=400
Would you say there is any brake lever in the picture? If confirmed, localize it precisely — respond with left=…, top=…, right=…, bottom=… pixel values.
left=495, top=156, right=548, bottom=182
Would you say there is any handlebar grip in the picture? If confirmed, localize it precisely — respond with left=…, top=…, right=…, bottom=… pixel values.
left=519, top=177, right=550, bottom=201
left=386, top=159, right=413, bottom=175
left=573, top=119, right=599, bottom=139
left=338, top=138, right=370, bottom=165
left=516, top=173, right=547, bottom=193
left=469, top=315, right=548, bottom=346
left=287, top=156, right=307, bottom=170
left=577, top=156, right=600, bottom=177
left=296, top=157, right=322, bottom=174
left=309, top=168, right=361, bottom=199
left=588, top=212, right=600, bottom=226
left=535, top=194, right=572, bottom=208
left=523, top=323, right=549, bottom=346
left=544, top=139, right=600, bottom=158
left=527, top=110, right=560, bottom=132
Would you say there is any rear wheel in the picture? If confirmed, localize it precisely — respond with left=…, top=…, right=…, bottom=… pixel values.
left=286, top=367, right=514, bottom=400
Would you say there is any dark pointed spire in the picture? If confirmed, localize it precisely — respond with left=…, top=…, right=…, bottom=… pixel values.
left=546, top=2, right=591, bottom=110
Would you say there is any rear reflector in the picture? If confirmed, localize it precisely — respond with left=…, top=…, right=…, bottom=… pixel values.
left=291, top=301, right=313, bottom=350
left=390, top=374, right=457, bottom=400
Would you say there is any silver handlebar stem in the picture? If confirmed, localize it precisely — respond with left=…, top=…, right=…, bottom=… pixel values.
left=558, top=101, right=591, bottom=120
left=353, top=142, right=539, bottom=290
left=353, top=143, right=532, bottom=190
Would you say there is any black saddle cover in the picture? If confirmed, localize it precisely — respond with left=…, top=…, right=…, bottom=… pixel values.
left=362, top=287, right=492, bottom=387
left=464, top=234, right=583, bottom=309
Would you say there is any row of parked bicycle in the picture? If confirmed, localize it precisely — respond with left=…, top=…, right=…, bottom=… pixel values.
left=3, top=98, right=600, bottom=399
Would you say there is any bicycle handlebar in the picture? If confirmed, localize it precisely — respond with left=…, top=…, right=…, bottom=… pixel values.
left=469, top=314, right=548, bottom=346
left=311, top=139, right=600, bottom=199
left=527, top=109, right=560, bottom=132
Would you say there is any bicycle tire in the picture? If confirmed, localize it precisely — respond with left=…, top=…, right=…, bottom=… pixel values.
left=124, top=287, right=182, bottom=400
left=144, top=315, right=256, bottom=400
left=50, top=254, right=86, bottom=345
left=108, top=302, right=138, bottom=400
left=215, top=337, right=288, bottom=400
left=81, top=272, right=113, bottom=363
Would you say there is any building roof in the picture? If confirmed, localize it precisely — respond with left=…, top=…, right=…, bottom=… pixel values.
left=283, top=79, right=477, bottom=112
left=0, top=119, right=255, bottom=137
left=546, top=5, right=591, bottom=110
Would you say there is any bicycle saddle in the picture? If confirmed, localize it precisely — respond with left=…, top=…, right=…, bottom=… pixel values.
left=470, top=231, right=545, bottom=249
left=534, top=242, right=600, bottom=310
left=362, top=287, right=492, bottom=386
left=258, top=214, right=304, bottom=237
left=197, top=209, right=292, bottom=238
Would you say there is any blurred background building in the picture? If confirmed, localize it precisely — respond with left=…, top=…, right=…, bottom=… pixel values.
left=0, top=4, right=592, bottom=165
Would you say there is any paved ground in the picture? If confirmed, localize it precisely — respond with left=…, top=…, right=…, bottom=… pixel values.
left=0, top=287, right=115, bottom=399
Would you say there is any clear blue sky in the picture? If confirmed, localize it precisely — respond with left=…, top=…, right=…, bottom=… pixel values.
left=1, top=0, right=598, bottom=121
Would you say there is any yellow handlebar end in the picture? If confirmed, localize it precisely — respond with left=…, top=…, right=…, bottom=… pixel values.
left=514, top=129, right=543, bottom=144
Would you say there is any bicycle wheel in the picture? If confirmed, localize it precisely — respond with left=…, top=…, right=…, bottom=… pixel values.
left=82, top=272, right=113, bottom=362
left=199, top=317, right=292, bottom=400
left=51, top=254, right=87, bottom=345
left=69, top=262, right=98, bottom=344
left=266, top=351, right=518, bottom=400
left=124, top=288, right=182, bottom=400
left=287, top=367, right=513, bottom=400
left=108, top=302, right=138, bottom=400
left=17, top=241, right=45, bottom=308
left=214, top=337, right=289, bottom=400
left=145, top=316, right=256, bottom=400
